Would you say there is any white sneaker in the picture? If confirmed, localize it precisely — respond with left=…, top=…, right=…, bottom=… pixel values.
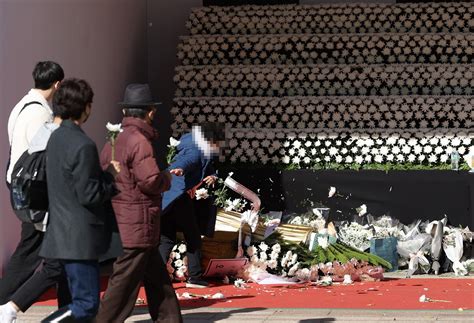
left=0, top=303, right=17, bottom=323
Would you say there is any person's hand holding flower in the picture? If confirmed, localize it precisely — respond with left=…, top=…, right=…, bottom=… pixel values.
left=106, top=122, right=123, bottom=160
left=167, top=137, right=180, bottom=165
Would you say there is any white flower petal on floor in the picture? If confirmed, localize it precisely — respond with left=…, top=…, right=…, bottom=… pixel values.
left=328, top=186, right=337, bottom=198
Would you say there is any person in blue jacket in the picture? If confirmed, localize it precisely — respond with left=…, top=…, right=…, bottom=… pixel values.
left=159, top=122, right=225, bottom=288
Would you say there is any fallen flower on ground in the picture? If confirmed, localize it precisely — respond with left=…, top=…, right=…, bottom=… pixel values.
left=343, top=274, right=353, bottom=284
left=419, top=294, right=451, bottom=303
left=319, top=276, right=333, bottom=286
left=234, top=278, right=248, bottom=289
left=211, top=292, right=226, bottom=299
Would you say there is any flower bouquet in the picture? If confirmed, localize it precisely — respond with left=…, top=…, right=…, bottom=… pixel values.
left=166, top=137, right=180, bottom=165
left=167, top=242, right=188, bottom=281
left=106, top=122, right=123, bottom=160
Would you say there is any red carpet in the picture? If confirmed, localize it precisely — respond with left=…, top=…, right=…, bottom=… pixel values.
left=35, top=278, right=474, bottom=310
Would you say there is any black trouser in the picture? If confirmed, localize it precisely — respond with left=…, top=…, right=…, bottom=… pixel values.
left=159, top=194, right=202, bottom=278
left=0, top=221, right=71, bottom=311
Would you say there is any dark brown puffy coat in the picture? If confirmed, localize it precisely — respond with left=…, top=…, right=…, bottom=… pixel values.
left=100, top=117, right=170, bottom=248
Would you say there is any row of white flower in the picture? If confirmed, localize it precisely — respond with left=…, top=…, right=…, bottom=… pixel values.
left=220, top=128, right=473, bottom=166
left=174, top=64, right=474, bottom=97
left=187, top=3, right=473, bottom=35
left=171, top=96, right=473, bottom=132
left=178, top=33, right=474, bottom=66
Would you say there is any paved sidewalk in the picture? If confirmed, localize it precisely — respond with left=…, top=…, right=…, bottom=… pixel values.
left=16, top=306, right=474, bottom=322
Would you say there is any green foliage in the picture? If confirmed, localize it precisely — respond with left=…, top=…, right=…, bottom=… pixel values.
left=166, top=146, right=177, bottom=165
left=259, top=232, right=392, bottom=270
left=217, top=161, right=469, bottom=171
left=211, top=178, right=229, bottom=208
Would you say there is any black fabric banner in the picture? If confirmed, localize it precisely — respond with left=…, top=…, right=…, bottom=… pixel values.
left=218, top=169, right=474, bottom=228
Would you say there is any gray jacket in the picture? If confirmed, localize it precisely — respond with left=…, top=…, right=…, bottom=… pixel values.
left=40, top=120, right=118, bottom=260
left=28, top=122, right=59, bottom=154
left=29, top=123, right=59, bottom=231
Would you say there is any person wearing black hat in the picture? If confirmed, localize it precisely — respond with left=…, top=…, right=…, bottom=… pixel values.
left=96, top=84, right=182, bottom=323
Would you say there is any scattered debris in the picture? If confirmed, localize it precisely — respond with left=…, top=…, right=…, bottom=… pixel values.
left=234, top=278, right=248, bottom=289
left=419, top=294, right=451, bottom=303
left=319, top=276, right=333, bottom=286
left=357, top=204, right=368, bottom=217
left=328, top=186, right=336, bottom=198
left=343, top=274, right=353, bottom=285
left=211, top=292, right=226, bottom=299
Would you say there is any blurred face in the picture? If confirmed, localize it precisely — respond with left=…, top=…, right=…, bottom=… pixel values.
left=210, top=139, right=226, bottom=155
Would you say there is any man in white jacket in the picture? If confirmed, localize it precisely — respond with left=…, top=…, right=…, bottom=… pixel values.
left=0, top=61, right=65, bottom=323
left=6, top=61, right=63, bottom=184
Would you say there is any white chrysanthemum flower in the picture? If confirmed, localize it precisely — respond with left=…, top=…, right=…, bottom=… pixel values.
left=246, top=245, right=257, bottom=257
left=402, top=146, right=411, bottom=154
left=428, top=155, right=438, bottom=163
left=357, top=204, right=367, bottom=217
left=232, top=278, right=247, bottom=290
left=328, top=186, right=336, bottom=198
left=268, top=243, right=281, bottom=254
left=267, top=259, right=278, bottom=269
left=290, top=253, right=298, bottom=265
left=451, top=138, right=461, bottom=147
left=250, top=255, right=259, bottom=263
left=195, top=188, right=209, bottom=200
left=419, top=295, right=428, bottom=303
left=288, top=263, right=299, bottom=276
left=106, top=122, right=123, bottom=133
left=270, top=250, right=279, bottom=260
left=440, top=138, right=450, bottom=146
left=178, top=244, right=187, bottom=253
left=259, top=242, right=269, bottom=252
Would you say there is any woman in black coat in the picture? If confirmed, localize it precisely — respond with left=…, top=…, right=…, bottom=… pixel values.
left=39, top=79, right=120, bottom=322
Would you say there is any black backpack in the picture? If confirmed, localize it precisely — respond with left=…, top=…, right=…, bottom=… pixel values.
left=10, top=149, right=48, bottom=223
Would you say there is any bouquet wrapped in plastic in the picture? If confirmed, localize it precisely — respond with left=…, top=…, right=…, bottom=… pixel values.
left=397, top=233, right=432, bottom=277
